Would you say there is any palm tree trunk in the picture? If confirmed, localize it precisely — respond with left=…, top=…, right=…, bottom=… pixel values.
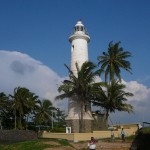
left=80, top=101, right=84, bottom=133
left=19, top=114, right=22, bottom=129
left=15, top=109, right=16, bottom=130
left=105, top=109, right=109, bottom=128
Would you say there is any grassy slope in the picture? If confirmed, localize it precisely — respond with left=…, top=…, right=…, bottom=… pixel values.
left=0, top=139, right=73, bottom=150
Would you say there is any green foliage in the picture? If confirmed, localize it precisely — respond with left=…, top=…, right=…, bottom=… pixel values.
left=9, top=87, right=39, bottom=129
left=93, top=80, right=133, bottom=124
left=135, top=128, right=150, bottom=149
left=50, top=127, right=66, bottom=133
left=123, top=135, right=135, bottom=142
left=0, top=87, right=65, bottom=130
left=56, top=61, right=99, bottom=132
left=97, top=41, right=132, bottom=82
left=142, top=127, right=150, bottom=133
left=34, top=99, right=54, bottom=125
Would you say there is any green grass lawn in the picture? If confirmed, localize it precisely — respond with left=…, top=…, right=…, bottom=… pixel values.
left=0, top=138, right=73, bottom=150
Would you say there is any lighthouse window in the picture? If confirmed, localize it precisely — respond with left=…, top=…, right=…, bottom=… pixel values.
left=81, top=26, right=83, bottom=31
left=71, top=45, right=74, bottom=52
left=77, top=26, right=79, bottom=31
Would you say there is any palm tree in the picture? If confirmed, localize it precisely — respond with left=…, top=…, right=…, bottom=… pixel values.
left=55, top=109, right=66, bottom=128
left=0, top=92, right=9, bottom=114
left=10, top=87, right=39, bottom=129
left=56, top=61, right=99, bottom=132
left=0, top=92, right=9, bottom=129
left=34, top=99, right=55, bottom=127
left=97, top=41, right=132, bottom=82
left=93, top=80, right=133, bottom=127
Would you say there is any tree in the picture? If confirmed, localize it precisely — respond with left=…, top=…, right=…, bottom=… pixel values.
left=56, top=61, right=99, bottom=132
left=93, top=80, right=133, bottom=127
left=0, top=92, right=9, bottom=129
left=0, top=92, right=9, bottom=114
left=34, top=99, right=55, bottom=127
left=10, top=87, right=39, bottom=129
left=55, top=109, right=66, bottom=128
left=97, top=41, right=132, bottom=82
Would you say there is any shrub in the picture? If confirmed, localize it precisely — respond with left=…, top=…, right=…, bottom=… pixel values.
left=50, top=127, right=65, bottom=133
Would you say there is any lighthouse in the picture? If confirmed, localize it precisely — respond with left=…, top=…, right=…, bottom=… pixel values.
left=66, top=20, right=93, bottom=133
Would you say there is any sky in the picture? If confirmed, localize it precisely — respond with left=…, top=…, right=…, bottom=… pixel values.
left=0, top=0, right=150, bottom=125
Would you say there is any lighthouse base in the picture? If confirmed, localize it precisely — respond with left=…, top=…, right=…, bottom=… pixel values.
left=66, top=119, right=93, bottom=133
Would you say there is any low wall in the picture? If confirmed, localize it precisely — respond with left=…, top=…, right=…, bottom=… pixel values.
left=41, top=127, right=138, bottom=142
left=0, top=130, right=38, bottom=143
left=41, top=132, right=75, bottom=141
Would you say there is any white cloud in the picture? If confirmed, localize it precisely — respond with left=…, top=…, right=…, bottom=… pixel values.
left=0, top=50, right=66, bottom=109
left=125, top=81, right=150, bottom=102
left=123, top=80, right=150, bottom=114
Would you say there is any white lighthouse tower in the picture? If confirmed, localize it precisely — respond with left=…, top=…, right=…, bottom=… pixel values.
left=66, top=20, right=93, bottom=133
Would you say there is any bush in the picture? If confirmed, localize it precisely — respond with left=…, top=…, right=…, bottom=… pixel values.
left=50, top=127, right=65, bottom=133
left=135, top=127, right=150, bottom=150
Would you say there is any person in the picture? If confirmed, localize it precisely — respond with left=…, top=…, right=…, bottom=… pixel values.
left=138, top=123, right=142, bottom=131
left=111, top=129, right=115, bottom=141
left=121, top=128, right=125, bottom=142
left=87, top=137, right=97, bottom=150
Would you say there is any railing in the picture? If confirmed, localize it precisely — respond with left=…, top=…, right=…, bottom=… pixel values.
left=143, top=122, right=150, bottom=127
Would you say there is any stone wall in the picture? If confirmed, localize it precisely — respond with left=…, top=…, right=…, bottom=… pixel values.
left=0, top=130, right=38, bottom=143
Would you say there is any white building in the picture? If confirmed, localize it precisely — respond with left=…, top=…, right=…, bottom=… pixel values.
left=65, top=21, right=93, bottom=132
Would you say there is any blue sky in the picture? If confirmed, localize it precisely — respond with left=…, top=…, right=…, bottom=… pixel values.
left=0, top=0, right=150, bottom=124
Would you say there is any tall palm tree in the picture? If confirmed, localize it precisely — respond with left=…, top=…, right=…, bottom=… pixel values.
left=34, top=99, right=55, bottom=127
left=93, top=80, right=133, bottom=127
left=97, top=41, right=132, bottom=82
left=10, top=87, right=39, bottom=129
left=56, top=61, right=99, bottom=132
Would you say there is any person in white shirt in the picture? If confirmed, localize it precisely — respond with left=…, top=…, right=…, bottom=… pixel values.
left=121, top=128, right=125, bottom=142
left=87, top=137, right=97, bottom=150
left=138, top=123, right=142, bottom=130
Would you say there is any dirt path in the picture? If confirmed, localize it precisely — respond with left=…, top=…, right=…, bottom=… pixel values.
left=71, top=141, right=133, bottom=150
left=44, top=141, right=136, bottom=150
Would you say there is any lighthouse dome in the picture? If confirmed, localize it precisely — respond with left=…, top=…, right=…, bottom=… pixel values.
left=74, top=20, right=86, bottom=33
left=75, top=20, right=84, bottom=27
left=69, top=20, right=90, bottom=43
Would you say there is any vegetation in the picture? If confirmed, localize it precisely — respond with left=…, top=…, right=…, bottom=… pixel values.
left=34, top=99, right=55, bottom=126
left=0, top=41, right=133, bottom=132
left=93, top=41, right=133, bottom=126
left=56, top=61, right=99, bottom=132
left=56, top=41, right=133, bottom=130
left=93, top=80, right=133, bottom=125
left=0, top=138, right=73, bottom=150
left=9, top=87, right=39, bottom=129
left=131, top=127, right=150, bottom=150
left=97, top=41, right=132, bottom=82
left=0, top=87, right=66, bottom=130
